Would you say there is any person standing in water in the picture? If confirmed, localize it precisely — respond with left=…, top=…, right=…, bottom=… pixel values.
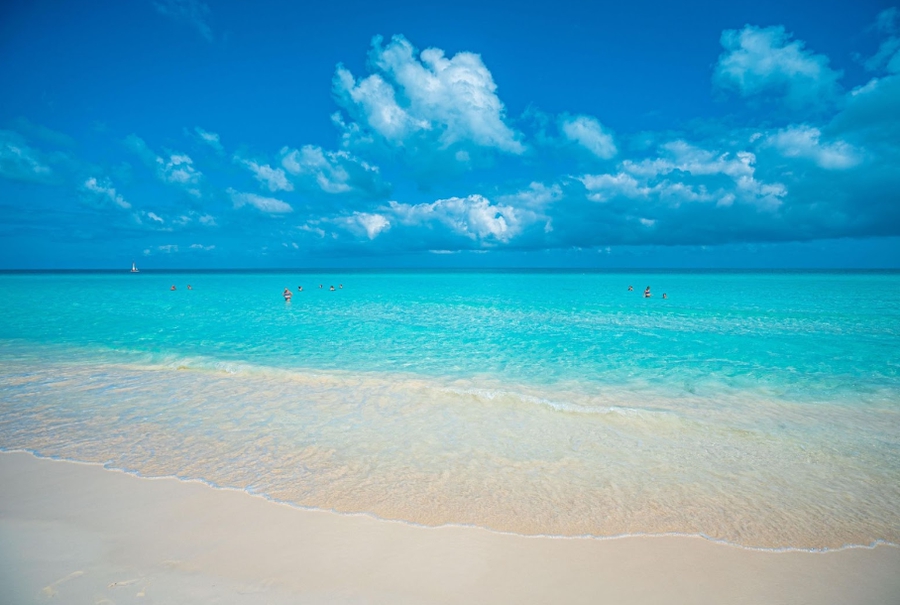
left=628, top=285, right=634, bottom=291
left=283, top=288, right=292, bottom=302
left=644, top=286, right=652, bottom=298
left=170, top=285, right=177, bottom=291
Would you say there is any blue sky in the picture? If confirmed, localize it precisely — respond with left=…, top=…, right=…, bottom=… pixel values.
left=1, top=0, right=898, bottom=268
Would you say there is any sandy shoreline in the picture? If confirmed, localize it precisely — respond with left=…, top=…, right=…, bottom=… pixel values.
left=1, top=452, right=898, bottom=604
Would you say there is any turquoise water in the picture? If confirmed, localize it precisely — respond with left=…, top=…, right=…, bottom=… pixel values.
left=1, top=270, right=899, bottom=548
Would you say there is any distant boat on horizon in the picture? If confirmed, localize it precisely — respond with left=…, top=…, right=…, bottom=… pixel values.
left=131, top=262, right=139, bottom=273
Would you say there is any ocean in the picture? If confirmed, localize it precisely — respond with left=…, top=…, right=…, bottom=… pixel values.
left=1, top=269, right=898, bottom=550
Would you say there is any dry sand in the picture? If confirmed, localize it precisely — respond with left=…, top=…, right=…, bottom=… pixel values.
left=1, top=451, right=898, bottom=604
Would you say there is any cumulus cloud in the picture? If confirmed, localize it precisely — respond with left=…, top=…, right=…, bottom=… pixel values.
left=497, top=182, right=563, bottom=208
left=337, top=212, right=391, bottom=239
left=227, top=187, right=293, bottom=214
left=559, top=114, right=617, bottom=159
left=0, top=130, right=52, bottom=183
left=279, top=145, right=385, bottom=195
left=714, top=25, right=842, bottom=108
left=158, top=154, right=201, bottom=188
left=579, top=172, right=653, bottom=201
left=153, top=0, right=213, bottom=42
left=333, top=35, right=524, bottom=160
left=389, top=194, right=540, bottom=243
left=763, top=125, right=862, bottom=169
left=234, top=156, right=293, bottom=192
left=189, top=243, right=215, bottom=251
left=125, top=134, right=202, bottom=196
left=583, top=140, right=787, bottom=210
left=82, top=176, right=131, bottom=209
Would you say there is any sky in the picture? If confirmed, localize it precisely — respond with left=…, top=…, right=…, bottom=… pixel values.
left=0, top=0, right=898, bottom=269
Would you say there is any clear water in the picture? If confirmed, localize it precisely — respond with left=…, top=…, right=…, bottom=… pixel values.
left=1, top=270, right=898, bottom=549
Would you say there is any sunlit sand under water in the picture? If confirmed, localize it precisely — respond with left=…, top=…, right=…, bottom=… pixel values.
left=2, top=358, right=898, bottom=550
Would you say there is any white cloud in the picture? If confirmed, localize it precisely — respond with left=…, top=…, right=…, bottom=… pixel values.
left=389, top=194, right=538, bottom=243
left=714, top=25, right=842, bottom=108
left=763, top=125, right=862, bottom=169
left=157, top=153, right=200, bottom=186
left=620, top=141, right=757, bottom=182
left=194, top=127, right=223, bottom=152
left=338, top=212, right=391, bottom=239
left=83, top=177, right=131, bottom=209
left=850, top=78, right=880, bottom=96
left=227, top=188, right=293, bottom=214
left=0, top=130, right=52, bottom=182
left=146, top=211, right=164, bottom=223
left=497, top=182, right=563, bottom=208
left=580, top=172, right=652, bottom=201
left=126, top=135, right=202, bottom=196
left=584, top=140, right=786, bottom=210
left=279, top=145, right=382, bottom=195
left=189, top=243, right=215, bottom=251
left=334, top=35, right=524, bottom=155
left=198, top=214, right=217, bottom=226
left=298, top=223, right=326, bottom=238
left=154, top=0, right=213, bottom=42
left=235, top=156, right=293, bottom=192
left=559, top=114, right=617, bottom=159
left=865, top=8, right=900, bottom=74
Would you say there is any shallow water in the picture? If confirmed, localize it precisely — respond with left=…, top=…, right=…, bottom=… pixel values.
left=1, top=270, right=898, bottom=548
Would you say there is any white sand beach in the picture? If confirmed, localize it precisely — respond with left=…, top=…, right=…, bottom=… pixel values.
left=1, top=451, right=898, bottom=604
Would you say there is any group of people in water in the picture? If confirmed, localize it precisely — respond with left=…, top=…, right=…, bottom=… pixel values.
left=173, top=282, right=665, bottom=300
left=283, top=283, right=342, bottom=301
left=628, top=285, right=667, bottom=299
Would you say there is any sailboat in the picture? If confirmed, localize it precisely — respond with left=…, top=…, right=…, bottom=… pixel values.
left=131, top=261, right=140, bottom=273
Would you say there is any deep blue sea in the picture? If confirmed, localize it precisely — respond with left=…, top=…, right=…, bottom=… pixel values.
left=1, top=270, right=898, bottom=549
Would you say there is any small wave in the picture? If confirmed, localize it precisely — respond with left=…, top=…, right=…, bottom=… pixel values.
left=438, top=386, right=671, bottom=418
left=2, top=448, right=896, bottom=554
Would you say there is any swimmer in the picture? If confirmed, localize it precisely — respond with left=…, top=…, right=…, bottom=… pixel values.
left=628, top=285, right=634, bottom=291
left=662, top=293, right=667, bottom=299
left=283, top=288, right=292, bottom=302
left=187, top=284, right=192, bottom=290
left=170, top=285, right=177, bottom=291
left=339, top=284, right=343, bottom=289
left=329, top=285, right=335, bottom=291
left=319, top=284, right=323, bottom=289
left=644, top=286, right=652, bottom=298
left=298, top=286, right=303, bottom=292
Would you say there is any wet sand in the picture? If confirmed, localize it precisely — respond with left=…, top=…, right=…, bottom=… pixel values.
left=1, top=451, right=898, bottom=604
